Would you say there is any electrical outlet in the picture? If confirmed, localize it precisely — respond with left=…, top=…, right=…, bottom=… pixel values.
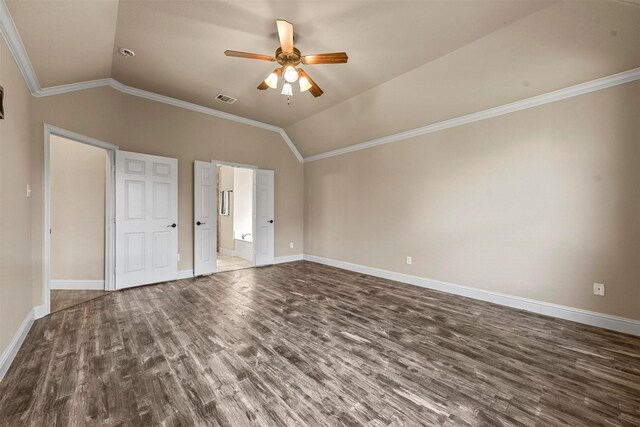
left=290, top=242, right=294, bottom=249
left=177, top=253, right=181, bottom=262
left=406, top=256, right=412, bottom=265
left=593, top=283, right=605, bottom=296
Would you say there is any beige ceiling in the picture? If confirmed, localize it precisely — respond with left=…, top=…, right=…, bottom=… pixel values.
left=7, top=0, right=553, bottom=127
left=286, top=0, right=640, bottom=157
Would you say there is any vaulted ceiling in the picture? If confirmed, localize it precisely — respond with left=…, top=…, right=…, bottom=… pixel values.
left=6, top=0, right=640, bottom=159
left=7, top=0, right=553, bottom=127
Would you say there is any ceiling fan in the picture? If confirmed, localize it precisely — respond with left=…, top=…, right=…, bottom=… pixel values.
left=224, top=19, right=348, bottom=99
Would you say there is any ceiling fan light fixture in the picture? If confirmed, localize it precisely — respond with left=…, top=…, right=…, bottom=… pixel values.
left=281, top=82, right=293, bottom=96
left=264, top=72, right=279, bottom=89
left=284, top=65, right=299, bottom=83
left=299, top=76, right=311, bottom=92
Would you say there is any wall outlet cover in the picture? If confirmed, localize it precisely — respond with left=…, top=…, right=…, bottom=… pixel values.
left=593, top=283, right=605, bottom=296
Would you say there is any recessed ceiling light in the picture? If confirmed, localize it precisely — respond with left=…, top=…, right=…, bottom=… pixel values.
left=118, top=47, right=135, bottom=57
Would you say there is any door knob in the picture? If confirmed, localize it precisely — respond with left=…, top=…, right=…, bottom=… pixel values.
left=268, top=220, right=274, bottom=223
left=196, top=221, right=206, bottom=226
left=167, top=223, right=177, bottom=228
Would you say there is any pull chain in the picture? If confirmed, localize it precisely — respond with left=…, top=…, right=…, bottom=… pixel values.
left=287, top=96, right=291, bottom=106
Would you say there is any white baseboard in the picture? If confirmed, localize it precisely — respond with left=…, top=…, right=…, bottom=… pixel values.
left=177, top=270, right=194, bottom=279
left=219, top=247, right=235, bottom=257
left=274, top=254, right=304, bottom=264
left=303, top=254, right=640, bottom=337
left=33, top=305, right=46, bottom=320
left=0, top=307, right=38, bottom=382
left=50, top=280, right=104, bottom=290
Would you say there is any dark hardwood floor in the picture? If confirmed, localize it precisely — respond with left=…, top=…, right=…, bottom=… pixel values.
left=50, top=289, right=107, bottom=313
left=1, top=261, right=639, bottom=426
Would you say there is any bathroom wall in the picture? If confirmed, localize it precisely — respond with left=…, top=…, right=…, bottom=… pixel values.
left=233, top=168, right=253, bottom=240
left=218, top=165, right=234, bottom=253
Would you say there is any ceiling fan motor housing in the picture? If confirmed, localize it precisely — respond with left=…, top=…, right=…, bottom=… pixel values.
left=275, top=47, right=301, bottom=67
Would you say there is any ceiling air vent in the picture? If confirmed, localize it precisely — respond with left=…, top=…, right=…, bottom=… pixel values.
left=215, top=94, right=237, bottom=104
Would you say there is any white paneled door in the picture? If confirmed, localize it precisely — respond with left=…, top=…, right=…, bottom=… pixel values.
left=115, top=150, right=178, bottom=289
left=255, top=169, right=275, bottom=266
left=193, top=161, right=217, bottom=276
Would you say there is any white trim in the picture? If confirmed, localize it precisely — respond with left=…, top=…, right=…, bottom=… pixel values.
left=214, top=159, right=258, bottom=170
left=177, top=269, right=194, bottom=279
left=50, top=280, right=105, bottom=290
left=36, top=78, right=113, bottom=97
left=303, top=255, right=640, bottom=336
left=303, top=67, right=640, bottom=162
left=45, top=124, right=119, bottom=151
left=0, top=0, right=303, bottom=163
left=0, top=0, right=40, bottom=95
left=278, top=129, right=304, bottom=163
left=0, top=307, right=35, bottom=382
left=274, top=254, right=304, bottom=264
left=44, top=124, right=117, bottom=316
left=33, top=305, right=46, bottom=320
left=3, top=0, right=638, bottom=166
left=219, top=247, right=235, bottom=257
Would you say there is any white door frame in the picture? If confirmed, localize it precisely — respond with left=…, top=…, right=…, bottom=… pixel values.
left=212, top=160, right=257, bottom=267
left=43, top=124, right=117, bottom=316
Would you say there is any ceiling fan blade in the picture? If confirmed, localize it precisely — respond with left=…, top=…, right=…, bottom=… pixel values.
left=224, top=50, right=275, bottom=62
left=257, top=81, right=269, bottom=90
left=276, top=20, right=294, bottom=54
left=301, top=52, right=348, bottom=65
left=298, top=68, right=323, bottom=97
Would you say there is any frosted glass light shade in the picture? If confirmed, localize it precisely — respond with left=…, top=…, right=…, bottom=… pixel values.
left=281, top=82, right=293, bottom=96
left=264, top=72, right=278, bottom=89
left=299, top=76, right=311, bottom=92
left=283, top=66, right=299, bottom=83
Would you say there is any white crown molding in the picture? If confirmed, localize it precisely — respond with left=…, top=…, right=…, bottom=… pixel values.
left=304, top=67, right=640, bottom=162
left=6, top=0, right=636, bottom=166
left=35, top=78, right=112, bottom=97
left=303, top=254, right=640, bottom=336
left=0, top=0, right=304, bottom=163
left=278, top=129, right=304, bottom=163
left=0, top=0, right=40, bottom=94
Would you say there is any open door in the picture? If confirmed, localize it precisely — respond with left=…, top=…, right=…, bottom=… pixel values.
left=115, top=150, right=178, bottom=289
left=194, top=160, right=217, bottom=276
left=255, top=169, right=275, bottom=266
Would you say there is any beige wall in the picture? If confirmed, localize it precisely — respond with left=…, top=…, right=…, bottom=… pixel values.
left=305, top=81, right=640, bottom=320
left=50, top=135, right=105, bottom=281
left=29, top=86, right=304, bottom=306
left=0, top=38, right=33, bottom=354
left=219, top=165, right=234, bottom=251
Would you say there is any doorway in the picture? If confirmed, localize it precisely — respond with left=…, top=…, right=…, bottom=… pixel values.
left=45, top=127, right=116, bottom=314
left=217, top=165, right=255, bottom=272
left=193, top=161, right=274, bottom=276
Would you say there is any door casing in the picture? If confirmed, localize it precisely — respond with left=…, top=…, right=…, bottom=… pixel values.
left=43, top=124, right=117, bottom=317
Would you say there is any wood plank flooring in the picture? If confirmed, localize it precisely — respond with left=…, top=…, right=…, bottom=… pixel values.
left=1, top=261, right=639, bottom=426
left=50, top=289, right=107, bottom=313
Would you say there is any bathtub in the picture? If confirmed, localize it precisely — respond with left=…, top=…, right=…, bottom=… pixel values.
left=234, top=230, right=253, bottom=262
